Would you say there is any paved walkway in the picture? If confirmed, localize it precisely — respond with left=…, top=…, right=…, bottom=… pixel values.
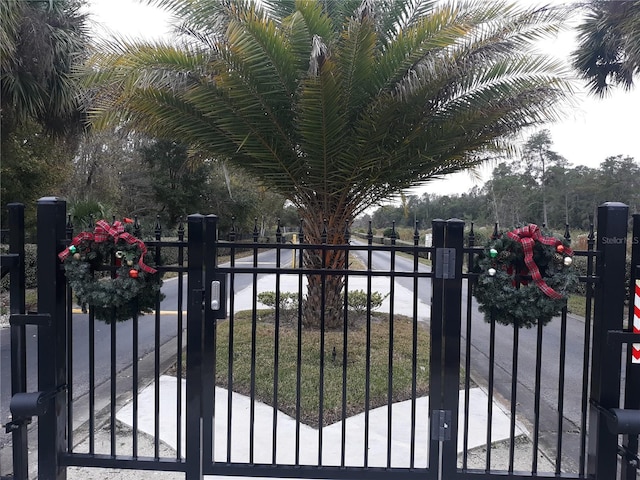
left=117, top=376, right=526, bottom=468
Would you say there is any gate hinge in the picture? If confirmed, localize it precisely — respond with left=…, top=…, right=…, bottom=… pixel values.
left=434, top=248, right=456, bottom=279
left=431, top=409, right=452, bottom=441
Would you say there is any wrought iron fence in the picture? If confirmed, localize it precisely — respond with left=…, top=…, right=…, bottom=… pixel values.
left=1, top=200, right=638, bottom=480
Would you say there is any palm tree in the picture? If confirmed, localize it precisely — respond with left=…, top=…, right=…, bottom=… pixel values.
left=84, top=0, right=572, bottom=328
left=1, top=0, right=89, bottom=135
left=572, top=0, right=640, bottom=96
left=1, top=0, right=90, bottom=227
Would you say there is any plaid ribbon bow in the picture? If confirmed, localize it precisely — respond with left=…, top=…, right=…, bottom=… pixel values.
left=58, top=220, right=157, bottom=274
left=506, top=224, right=572, bottom=300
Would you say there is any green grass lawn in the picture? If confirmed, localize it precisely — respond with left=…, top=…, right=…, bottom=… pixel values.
left=213, top=311, right=430, bottom=426
left=567, top=294, right=590, bottom=318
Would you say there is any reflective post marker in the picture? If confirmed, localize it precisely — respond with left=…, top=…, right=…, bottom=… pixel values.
left=633, top=279, right=640, bottom=363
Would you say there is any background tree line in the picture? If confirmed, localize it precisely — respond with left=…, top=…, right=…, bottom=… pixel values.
left=362, top=131, right=640, bottom=232
left=63, top=131, right=289, bottom=235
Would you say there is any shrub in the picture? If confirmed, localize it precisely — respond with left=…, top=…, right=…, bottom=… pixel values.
left=68, top=200, right=110, bottom=230
left=0, top=243, right=38, bottom=290
left=558, top=253, right=633, bottom=305
left=571, top=255, right=589, bottom=297
left=149, top=238, right=187, bottom=267
left=466, top=227, right=491, bottom=248
left=347, top=289, right=388, bottom=314
left=257, top=289, right=388, bottom=323
left=257, top=291, right=299, bottom=323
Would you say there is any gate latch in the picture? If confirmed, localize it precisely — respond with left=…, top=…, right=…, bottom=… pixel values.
left=434, top=248, right=456, bottom=279
left=431, top=409, right=452, bottom=441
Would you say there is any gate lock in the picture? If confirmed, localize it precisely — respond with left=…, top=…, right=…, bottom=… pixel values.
left=209, top=274, right=226, bottom=318
left=5, top=386, right=66, bottom=432
left=211, top=280, right=221, bottom=310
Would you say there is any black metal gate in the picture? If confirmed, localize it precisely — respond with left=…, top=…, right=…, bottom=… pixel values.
left=1, top=198, right=639, bottom=480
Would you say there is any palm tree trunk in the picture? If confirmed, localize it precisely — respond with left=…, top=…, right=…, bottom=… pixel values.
left=303, top=266, right=345, bottom=330
left=299, top=207, right=352, bottom=330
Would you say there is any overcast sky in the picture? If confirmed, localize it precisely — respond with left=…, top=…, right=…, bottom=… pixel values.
left=83, top=0, right=640, bottom=197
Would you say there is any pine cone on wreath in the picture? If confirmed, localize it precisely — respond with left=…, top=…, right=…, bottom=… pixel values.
left=497, top=250, right=512, bottom=262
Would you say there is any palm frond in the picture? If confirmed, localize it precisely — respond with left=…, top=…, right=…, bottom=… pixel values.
left=1, top=0, right=22, bottom=72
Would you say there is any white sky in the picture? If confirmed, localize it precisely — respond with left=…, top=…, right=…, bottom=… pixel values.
left=83, top=0, right=640, bottom=197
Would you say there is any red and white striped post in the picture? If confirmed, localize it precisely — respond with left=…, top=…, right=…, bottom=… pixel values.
left=633, top=279, right=640, bottom=363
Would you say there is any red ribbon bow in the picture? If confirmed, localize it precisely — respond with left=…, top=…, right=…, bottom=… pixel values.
left=58, top=220, right=157, bottom=274
left=506, top=224, right=572, bottom=300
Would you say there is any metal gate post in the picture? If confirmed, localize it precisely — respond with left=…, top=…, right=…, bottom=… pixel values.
left=588, top=202, right=629, bottom=479
left=622, top=213, right=640, bottom=480
left=37, top=197, right=68, bottom=480
left=441, top=219, right=465, bottom=479
left=202, top=214, right=225, bottom=467
left=186, top=215, right=205, bottom=480
left=429, top=219, right=446, bottom=475
left=7, top=203, right=28, bottom=479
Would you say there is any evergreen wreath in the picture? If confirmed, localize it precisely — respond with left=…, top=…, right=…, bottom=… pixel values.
left=473, top=224, right=578, bottom=328
left=58, top=219, right=163, bottom=323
